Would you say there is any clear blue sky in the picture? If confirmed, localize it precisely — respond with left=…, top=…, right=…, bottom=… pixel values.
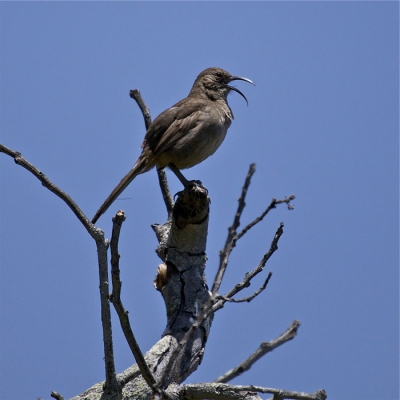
left=1, top=2, right=398, bottom=400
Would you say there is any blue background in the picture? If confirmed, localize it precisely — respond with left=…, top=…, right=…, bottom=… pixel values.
left=1, top=2, right=398, bottom=400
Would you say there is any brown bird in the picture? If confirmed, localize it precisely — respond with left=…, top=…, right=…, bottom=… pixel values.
left=92, top=67, right=253, bottom=224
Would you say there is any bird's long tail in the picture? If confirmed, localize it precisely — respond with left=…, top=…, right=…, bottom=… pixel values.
left=91, top=156, right=148, bottom=224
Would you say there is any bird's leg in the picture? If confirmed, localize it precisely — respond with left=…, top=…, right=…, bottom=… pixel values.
left=168, top=163, right=203, bottom=187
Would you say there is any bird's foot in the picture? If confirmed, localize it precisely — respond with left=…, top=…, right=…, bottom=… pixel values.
left=174, top=180, right=207, bottom=200
left=187, top=179, right=204, bottom=188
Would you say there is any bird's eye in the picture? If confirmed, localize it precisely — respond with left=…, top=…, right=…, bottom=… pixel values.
left=215, top=71, right=222, bottom=78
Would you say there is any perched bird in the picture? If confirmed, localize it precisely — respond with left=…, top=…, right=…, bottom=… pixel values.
left=92, top=67, right=253, bottom=224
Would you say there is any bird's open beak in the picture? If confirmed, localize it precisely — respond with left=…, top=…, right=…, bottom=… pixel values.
left=227, top=76, right=254, bottom=105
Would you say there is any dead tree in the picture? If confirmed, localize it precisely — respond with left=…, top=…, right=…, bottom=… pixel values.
left=0, top=90, right=326, bottom=400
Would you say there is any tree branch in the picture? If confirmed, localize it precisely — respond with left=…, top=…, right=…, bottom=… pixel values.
left=50, top=391, right=65, bottom=400
left=211, top=162, right=294, bottom=298
left=129, top=89, right=174, bottom=215
left=225, top=222, right=284, bottom=300
left=214, top=320, right=301, bottom=384
left=130, top=89, right=152, bottom=130
left=109, top=211, right=157, bottom=390
left=212, top=222, right=284, bottom=314
left=212, top=163, right=256, bottom=295
left=97, top=235, right=119, bottom=394
left=164, top=382, right=327, bottom=400
left=235, top=196, right=294, bottom=243
left=157, top=168, right=174, bottom=218
left=0, top=143, right=97, bottom=238
left=0, top=143, right=119, bottom=394
left=218, top=272, right=273, bottom=304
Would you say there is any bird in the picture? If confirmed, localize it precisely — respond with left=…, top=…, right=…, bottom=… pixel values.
left=91, top=67, right=253, bottom=224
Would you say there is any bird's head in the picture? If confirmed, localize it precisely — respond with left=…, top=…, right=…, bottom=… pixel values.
left=190, top=67, right=254, bottom=104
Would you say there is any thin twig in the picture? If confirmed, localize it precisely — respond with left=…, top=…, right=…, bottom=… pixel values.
left=226, top=223, right=283, bottom=300
left=236, top=196, right=294, bottom=243
left=212, top=164, right=256, bottom=295
left=219, top=272, right=273, bottom=303
left=50, top=391, right=65, bottom=400
left=212, top=222, right=284, bottom=314
left=157, top=168, right=174, bottom=217
left=130, top=89, right=152, bottom=130
left=0, top=144, right=96, bottom=237
left=129, top=90, right=174, bottom=215
left=214, top=320, right=301, bottom=384
left=109, top=211, right=157, bottom=390
left=97, top=236, right=119, bottom=394
left=225, top=163, right=256, bottom=246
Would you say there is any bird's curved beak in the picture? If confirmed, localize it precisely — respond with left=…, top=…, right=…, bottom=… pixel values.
left=227, top=76, right=254, bottom=106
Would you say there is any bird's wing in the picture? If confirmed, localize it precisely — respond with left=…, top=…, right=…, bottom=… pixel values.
left=143, top=98, right=210, bottom=156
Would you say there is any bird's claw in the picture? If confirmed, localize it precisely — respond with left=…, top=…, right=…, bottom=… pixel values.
left=174, top=190, right=184, bottom=200
left=188, top=180, right=208, bottom=194
left=174, top=180, right=208, bottom=200
left=188, top=179, right=203, bottom=187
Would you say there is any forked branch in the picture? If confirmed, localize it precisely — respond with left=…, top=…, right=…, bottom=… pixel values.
left=212, top=163, right=294, bottom=297
left=225, top=222, right=284, bottom=301
left=0, top=143, right=119, bottom=395
left=212, top=163, right=256, bottom=295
